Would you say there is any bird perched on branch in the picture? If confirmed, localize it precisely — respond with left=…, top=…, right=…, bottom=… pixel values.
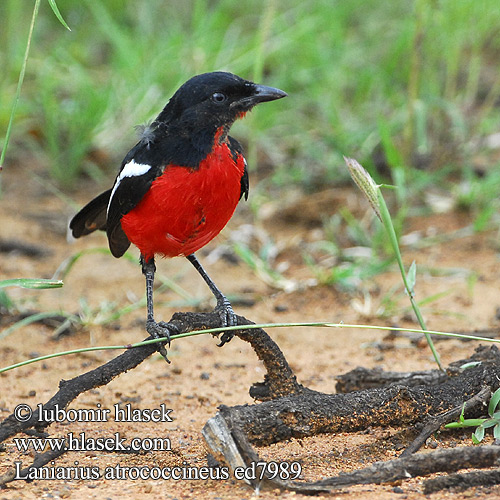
left=70, top=71, right=287, bottom=361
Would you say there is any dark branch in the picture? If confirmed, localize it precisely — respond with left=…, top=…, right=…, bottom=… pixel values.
left=336, top=366, right=447, bottom=393
left=0, top=311, right=298, bottom=448
left=170, top=312, right=305, bottom=400
left=400, top=386, right=491, bottom=456
left=314, top=445, right=500, bottom=489
left=423, top=468, right=500, bottom=494
left=219, top=359, right=500, bottom=446
left=3, top=309, right=500, bottom=495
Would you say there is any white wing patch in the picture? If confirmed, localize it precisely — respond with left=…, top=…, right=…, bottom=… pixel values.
left=107, top=160, right=152, bottom=215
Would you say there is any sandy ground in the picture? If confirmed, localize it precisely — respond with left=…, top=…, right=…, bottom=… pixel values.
left=1, top=165, right=500, bottom=499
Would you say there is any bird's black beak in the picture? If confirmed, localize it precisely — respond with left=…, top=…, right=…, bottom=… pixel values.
left=233, top=84, right=287, bottom=110
left=252, top=84, right=288, bottom=103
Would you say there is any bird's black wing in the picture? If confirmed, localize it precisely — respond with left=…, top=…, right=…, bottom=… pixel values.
left=69, top=141, right=144, bottom=241
left=228, top=135, right=249, bottom=201
left=70, top=138, right=164, bottom=258
left=240, top=163, right=249, bottom=201
left=105, top=161, right=162, bottom=258
left=70, top=189, right=112, bottom=238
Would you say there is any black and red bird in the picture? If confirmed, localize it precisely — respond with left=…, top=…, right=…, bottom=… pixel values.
left=70, top=71, right=286, bottom=360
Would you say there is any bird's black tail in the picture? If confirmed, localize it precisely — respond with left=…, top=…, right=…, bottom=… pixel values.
left=70, top=189, right=112, bottom=238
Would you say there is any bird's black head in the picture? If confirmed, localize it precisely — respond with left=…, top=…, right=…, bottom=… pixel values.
left=131, top=72, right=286, bottom=168
left=154, top=71, right=287, bottom=132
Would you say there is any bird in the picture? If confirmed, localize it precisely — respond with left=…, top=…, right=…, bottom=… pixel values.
left=70, top=71, right=287, bottom=361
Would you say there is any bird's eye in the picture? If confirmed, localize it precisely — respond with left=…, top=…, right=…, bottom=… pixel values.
left=211, top=92, right=227, bottom=103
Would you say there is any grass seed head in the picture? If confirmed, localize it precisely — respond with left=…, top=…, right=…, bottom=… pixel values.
left=344, top=157, right=382, bottom=221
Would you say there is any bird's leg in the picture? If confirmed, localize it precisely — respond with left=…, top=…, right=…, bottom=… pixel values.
left=186, top=253, right=236, bottom=346
left=141, top=255, right=172, bottom=362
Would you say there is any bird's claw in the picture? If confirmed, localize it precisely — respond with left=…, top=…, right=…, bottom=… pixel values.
left=146, top=320, right=177, bottom=363
left=214, top=297, right=237, bottom=347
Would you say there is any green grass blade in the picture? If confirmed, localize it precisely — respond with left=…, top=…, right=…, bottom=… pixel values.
left=494, top=423, right=500, bottom=440
left=53, top=248, right=111, bottom=280
left=345, top=157, right=442, bottom=370
left=0, top=0, right=41, bottom=178
left=445, top=418, right=487, bottom=429
left=406, top=260, right=417, bottom=294
left=472, top=425, right=485, bottom=444
left=0, top=343, right=125, bottom=373
left=46, top=0, right=71, bottom=30
left=488, top=387, right=500, bottom=417
left=480, top=419, right=498, bottom=429
left=377, top=187, right=442, bottom=370
left=0, top=278, right=63, bottom=289
left=2, top=320, right=500, bottom=374
left=0, top=311, right=68, bottom=340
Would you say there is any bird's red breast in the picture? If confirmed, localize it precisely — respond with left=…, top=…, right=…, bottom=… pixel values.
left=120, top=139, right=245, bottom=262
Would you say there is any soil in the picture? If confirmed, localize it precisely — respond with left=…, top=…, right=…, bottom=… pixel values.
left=1, top=164, right=500, bottom=499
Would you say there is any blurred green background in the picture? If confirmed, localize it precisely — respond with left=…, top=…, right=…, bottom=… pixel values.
left=1, top=0, right=500, bottom=319
left=1, top=0, right=500, bottom=194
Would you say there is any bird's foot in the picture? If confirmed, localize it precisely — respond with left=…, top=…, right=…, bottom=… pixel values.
left=146, top=320, right=178, bottom=363
left=214, top=296, right=237, bottom=347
